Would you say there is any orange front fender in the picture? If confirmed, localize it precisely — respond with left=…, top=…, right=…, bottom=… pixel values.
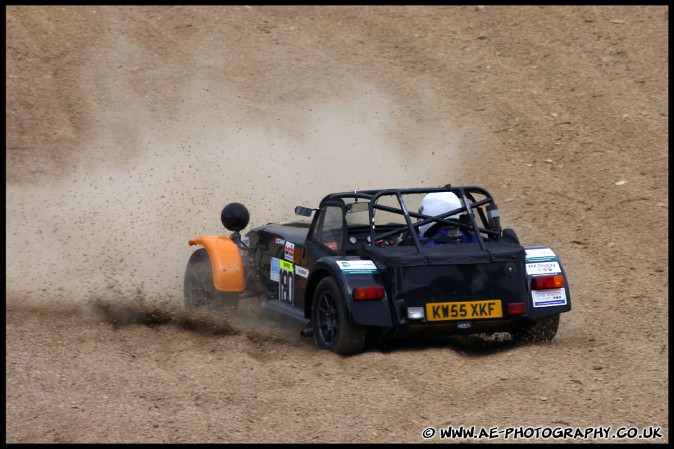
left=188, top=236, right=245, bottom=292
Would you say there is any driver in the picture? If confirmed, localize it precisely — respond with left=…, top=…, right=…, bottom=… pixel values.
left=418, top=192, right=477, bottom=245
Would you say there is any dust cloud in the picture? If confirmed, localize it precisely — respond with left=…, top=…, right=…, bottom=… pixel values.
left=6, top=75, right=464, bottom=322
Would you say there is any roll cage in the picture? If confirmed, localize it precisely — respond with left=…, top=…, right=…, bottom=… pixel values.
left=316, top=185, right=503, bottom=253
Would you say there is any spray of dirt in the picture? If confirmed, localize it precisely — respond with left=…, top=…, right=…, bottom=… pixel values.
left=5, top=12, right=466, bottom=333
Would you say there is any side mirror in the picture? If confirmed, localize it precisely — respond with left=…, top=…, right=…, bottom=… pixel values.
left=295, top=206, right=313, bottom=217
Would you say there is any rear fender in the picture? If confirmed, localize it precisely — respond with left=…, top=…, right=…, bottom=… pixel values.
left=524, top=246, right=571, bottom=318
left=307, top=258, right=394, bottom=327
left=188, top=236, right=245, bottom=292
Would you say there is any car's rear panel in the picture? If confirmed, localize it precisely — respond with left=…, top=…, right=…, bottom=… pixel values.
left=360, top=241, right=529, bottom=334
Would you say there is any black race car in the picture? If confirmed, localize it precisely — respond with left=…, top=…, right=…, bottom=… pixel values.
left=184, top=185, right=571, bottom=355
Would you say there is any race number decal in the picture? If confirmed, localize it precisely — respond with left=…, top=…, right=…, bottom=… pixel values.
left=279, top=259, right=294, bottom=304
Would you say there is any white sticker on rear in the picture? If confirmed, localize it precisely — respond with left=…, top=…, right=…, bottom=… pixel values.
left=336, top=260, right=378, bottom=274
left=526, top=261, right=561, bottom=275
left=531, top=288, right=567, bottom=307
left=525, top=247, right=558, bottom=263
left=525, top=248, right=556, bottom=258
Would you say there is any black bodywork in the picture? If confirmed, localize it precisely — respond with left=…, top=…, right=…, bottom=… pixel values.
left=232, top=185, right=571, bottom=354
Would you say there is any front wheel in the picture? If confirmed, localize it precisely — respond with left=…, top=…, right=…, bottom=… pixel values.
left=511, top=314, right=560, bottom=343
left=311, top=277, right=367, bottom=355
left=184, top=248, right=239, bottom=314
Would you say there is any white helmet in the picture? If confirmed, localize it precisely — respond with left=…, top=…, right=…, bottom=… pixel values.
left=418, top=192, right=462, bottom=237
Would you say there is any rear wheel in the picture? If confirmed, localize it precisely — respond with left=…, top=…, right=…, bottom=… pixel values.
left=311, top=277, right=367, bottom=355
left=184, top=248, right=239, bottom=313
left=511, top=313, right=560, bottom=343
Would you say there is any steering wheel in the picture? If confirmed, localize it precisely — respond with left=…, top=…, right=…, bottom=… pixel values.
left=395, top=230, right=415, bottom=246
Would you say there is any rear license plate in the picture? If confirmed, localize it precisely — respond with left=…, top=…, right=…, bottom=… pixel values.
left=426, top=300, right=503, bottom=321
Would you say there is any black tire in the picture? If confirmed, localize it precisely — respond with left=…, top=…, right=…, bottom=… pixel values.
left=311, top=277, right=367, bottom=355
left=183, top=248, right=239, bottom=313
left=511, top=313, right=560, bottom=343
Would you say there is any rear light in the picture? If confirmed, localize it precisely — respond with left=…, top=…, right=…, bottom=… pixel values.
left=406, top=307, right=425, bottom=320
left=353, top=287, right=386, bottom=301
left=508, top=302, right=525, bottom=315
left=532, top=275, right=565, bottom=290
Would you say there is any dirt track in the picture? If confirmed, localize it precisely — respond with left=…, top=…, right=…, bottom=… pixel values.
left=6, top=6, right=669, bottom=443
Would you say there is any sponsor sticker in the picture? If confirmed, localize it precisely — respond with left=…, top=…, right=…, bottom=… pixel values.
left=336, top=260, right=379, bottom=274
left=295, top=265, right=309, bottom=278
left=279, top=259, right=294, bottom=272
left=284, top=241, right=295, bottom=262
left=526, top=261, right=562, bottom=275
left=270, top=257, right=280, bottom=282
left=525, top=247, right=558, bottom=263
left=531, top=288, right=567, bottom=307
left=274, top=237, right=285, bottom=245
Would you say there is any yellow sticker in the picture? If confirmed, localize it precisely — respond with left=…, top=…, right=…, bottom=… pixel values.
left=279, top=260, right=294, bottom=272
